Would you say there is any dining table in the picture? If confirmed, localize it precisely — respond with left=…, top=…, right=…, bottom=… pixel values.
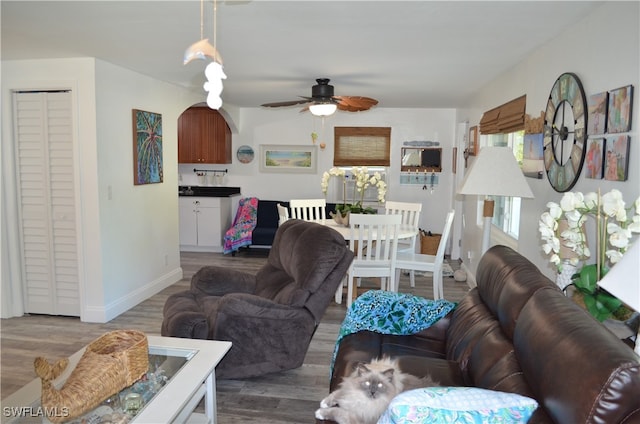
left=311, top=219, right=418, bottom=241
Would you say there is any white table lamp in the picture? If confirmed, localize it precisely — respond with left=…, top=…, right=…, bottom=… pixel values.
left=597, top=239, right=640, bottom=356
left=457, top=146, right=534, bottom=253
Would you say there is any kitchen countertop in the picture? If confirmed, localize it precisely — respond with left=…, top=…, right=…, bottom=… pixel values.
left=178, top=186, right=241, bottom=197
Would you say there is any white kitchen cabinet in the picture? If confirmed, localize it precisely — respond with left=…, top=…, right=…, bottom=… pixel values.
left=179, top=197, right=232, bottom=252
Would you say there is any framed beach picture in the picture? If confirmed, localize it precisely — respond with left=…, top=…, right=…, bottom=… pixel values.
left=607, top=85, right=633, bottom=133
left=603, top=135, right=630, bottom=181
left=132, top=109, right=163, bottom=185
left=585, top=138, right=604, bottom=179
left=259, top=144, right=317, bottom=173
left=587, top=92, right=608, bottom=135
left=468, top=125, right=478, bottom=156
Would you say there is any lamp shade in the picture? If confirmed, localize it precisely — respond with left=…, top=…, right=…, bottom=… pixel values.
left=458, top=146, right=534, bottom=198
left=598, top=239, right=640, bottom=312
left=309, top=103, right=337, bottom=117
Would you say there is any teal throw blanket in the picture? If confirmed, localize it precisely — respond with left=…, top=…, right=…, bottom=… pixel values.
left=331, top=290, right=456, bottom=377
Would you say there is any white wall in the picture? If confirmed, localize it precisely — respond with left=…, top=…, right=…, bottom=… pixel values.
left=179, top=107, right=458, bottom=234
left=93, top=59, right=202, bottom=321
left=459, top=1, right=640, bottom=279
left=1, top=58, right=202, bottom=321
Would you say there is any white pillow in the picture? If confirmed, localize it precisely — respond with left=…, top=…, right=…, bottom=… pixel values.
left=377, top=386, right=538, bottom=424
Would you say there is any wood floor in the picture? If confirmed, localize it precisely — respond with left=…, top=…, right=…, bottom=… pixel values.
left=1, top=249, right=471, bottom=423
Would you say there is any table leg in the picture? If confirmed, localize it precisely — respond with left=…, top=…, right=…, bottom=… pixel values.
left=205, top=373, right=216, bottom=423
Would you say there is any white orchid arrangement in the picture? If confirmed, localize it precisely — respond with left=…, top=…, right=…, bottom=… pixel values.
left=540, top=189, right=640, bottom=270
left=321, top=166, right=387, bottom=214
left=539, top=189, right=640, bottom=321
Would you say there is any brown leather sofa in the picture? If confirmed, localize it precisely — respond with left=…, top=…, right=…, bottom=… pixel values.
left=324, top=245, right=640, bottom=424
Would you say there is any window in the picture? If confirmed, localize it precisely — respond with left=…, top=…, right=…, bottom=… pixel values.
left=483, top=130, right=525, bottom=239
left=326, top=166, right=387, bottom=205
left=478, top=95, right=526, bottom=242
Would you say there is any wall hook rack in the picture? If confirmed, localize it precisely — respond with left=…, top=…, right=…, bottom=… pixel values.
left=193, top=168, right=228, bottom=175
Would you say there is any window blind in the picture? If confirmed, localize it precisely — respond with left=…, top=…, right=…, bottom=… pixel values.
left=479, top=95, right=526, bottom=134
left=333, top=127, right=391, bottom=166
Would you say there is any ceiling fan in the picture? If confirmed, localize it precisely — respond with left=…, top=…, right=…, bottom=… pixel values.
left=260, top=78, right=378, bottom=116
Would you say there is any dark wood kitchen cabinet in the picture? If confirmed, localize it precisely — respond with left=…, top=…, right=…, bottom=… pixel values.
left=178, top=106, right=232, bottom=164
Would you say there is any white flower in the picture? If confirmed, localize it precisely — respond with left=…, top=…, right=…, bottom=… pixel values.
left=607, top=250, right=624, bottom=264
left=602, top=189, right=626, bottom=221
left=629, top=215, right=640, bottom=233
left=564, top=209, right=583, bottom=228
left=560, top=192, right=585, bottom=212
left=583, top=192, right=598, bottom=209
left=546, top=202, right=563, bottom=220
left=607, top=222, right=631, bottom=249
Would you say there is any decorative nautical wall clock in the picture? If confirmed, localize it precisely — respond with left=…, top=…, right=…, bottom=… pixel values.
left=543, top=72, right=588, bottom=192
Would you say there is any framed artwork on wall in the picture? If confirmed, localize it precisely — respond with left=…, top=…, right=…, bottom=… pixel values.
left=259, top=144, right=317, bottom=173
left=603, top=135, right=630, bottom=181
left=132, top=109, right=163, bottom=185
left=607, top=85, right=633, bottom=133
left=587, top=92, right=608, bottom=135
left=585, top=138, right=604, bottom=179
left=236, top=145, right=255, bottom=164
left=468, top=125, right=478, bottom=156
left=522, top=133, right=544, bottom=179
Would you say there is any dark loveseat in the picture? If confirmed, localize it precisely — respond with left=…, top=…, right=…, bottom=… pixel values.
left=250, top=200, right=337, bottom=247
left=326, top=245, right=640, bottom=423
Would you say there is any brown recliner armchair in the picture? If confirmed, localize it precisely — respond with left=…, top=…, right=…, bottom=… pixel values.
left=161, top=219, right=354, bottom=379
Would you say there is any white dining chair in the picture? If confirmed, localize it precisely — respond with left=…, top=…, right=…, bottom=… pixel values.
left=385, top=200, right=422, bottom=287
left=276, top=203, right=289, bottom=226
left=290, top=198, right=326, bottom=223
left=394, top=210, right=455, bottom=300
left=340, top=213, right=402, bottom=308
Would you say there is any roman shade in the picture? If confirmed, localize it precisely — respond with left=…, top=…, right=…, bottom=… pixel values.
left=333, top=127, right=391, bottom=166
left=479, top=95, right=526, bottom=134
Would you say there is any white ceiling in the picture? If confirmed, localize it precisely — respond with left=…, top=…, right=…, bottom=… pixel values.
left=2, top=1, right=604, bottom=110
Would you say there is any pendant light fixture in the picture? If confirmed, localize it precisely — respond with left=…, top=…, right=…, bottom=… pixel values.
left=184, top=0, right=226, bottom=110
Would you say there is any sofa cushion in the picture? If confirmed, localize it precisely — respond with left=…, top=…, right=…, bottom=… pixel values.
left=378, top=386, right=538, bottom=424
left=251, top=200, right=286, bottom=246
left=445, top=289, right=495, bottom=374
left=514, top=287, right=640, bottom=424
left=476, top=245, right=560, bottom=339
left=255, top=220, right=349, bottom=310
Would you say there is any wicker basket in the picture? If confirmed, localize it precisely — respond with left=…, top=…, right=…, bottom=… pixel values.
left=35, top=329, right=149, bottom=423
left=420, top=233, right=442, bottom=255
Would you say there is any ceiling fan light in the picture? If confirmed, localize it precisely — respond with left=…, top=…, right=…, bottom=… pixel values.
left=309, top=103, right=337, bottom=117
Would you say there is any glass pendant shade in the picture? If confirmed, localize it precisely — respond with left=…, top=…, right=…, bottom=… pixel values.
left=309, top=103, right=337, bottom=117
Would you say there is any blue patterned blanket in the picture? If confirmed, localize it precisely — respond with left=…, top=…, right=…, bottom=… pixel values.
left=331, top=290, right=457, bottom=377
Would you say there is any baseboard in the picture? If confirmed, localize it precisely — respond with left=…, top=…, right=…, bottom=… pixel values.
left=460, top=261, right=477, bottom=289
left=81, top=267, right=183, bottom=323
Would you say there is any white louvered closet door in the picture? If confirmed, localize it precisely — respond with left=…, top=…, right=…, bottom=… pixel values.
left=13, top=91, right=80, bottom=316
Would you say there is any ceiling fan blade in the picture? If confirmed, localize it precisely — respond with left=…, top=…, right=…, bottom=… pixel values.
left=334, top=96, right=379, bottom=112
left=261, top=99, right=311, bottom=108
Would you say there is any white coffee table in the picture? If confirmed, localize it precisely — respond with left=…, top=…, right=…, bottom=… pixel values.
left=1, top=336, right=231, bottom=424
